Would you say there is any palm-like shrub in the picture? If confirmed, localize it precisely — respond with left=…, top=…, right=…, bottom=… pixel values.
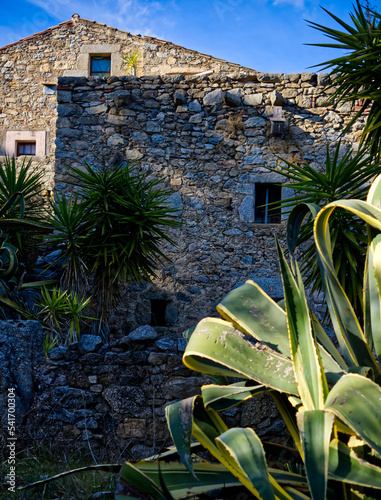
left=0, top=156, right=45, bottom=266
left=308, top=0, right=381, bottom=158
left=44, top=193, right=90, bottom=294
left=122, top=50, right=141, bottom=76
left=48, top=162, right=180, bottom=334
left=269, top=144, right=381, bottom=312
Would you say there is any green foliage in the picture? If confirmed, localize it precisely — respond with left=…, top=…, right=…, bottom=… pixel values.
left=0, top=166, right=54, bottom=319
left=122, top=50, right=141, bottom=76
left=48, top=162, right=179, bottom=334
left=0, top=156, right=46, bottom=264
left=0, top=445, right=116, bottom=500
left=37, top=287, right=93, bottom=344
left=308, top=0, right=381, bottom=158
left=44, top=193, right=90, bottom=293
left=0, top=156, right=44, bottom=218
left=269, top=143, right=381, bottom=312
left=42, top=332, right=58, bottom=358
left=156, top=175, right=381, bottom=499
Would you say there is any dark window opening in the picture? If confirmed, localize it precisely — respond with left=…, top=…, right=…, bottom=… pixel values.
left=255, top=183, right=282, bottom=223
left=90, top=56, right=111, bottom=77
left=16, top=142, right=36, bottom=156
left=150, top=299, right=168, bottom=327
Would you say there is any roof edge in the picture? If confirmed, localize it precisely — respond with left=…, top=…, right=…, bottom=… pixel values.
left=0, top=15, right=255, bottom=71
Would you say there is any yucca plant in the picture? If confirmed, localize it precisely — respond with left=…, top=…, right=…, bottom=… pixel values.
left=308, top=0, right=381, bottom=158
left=0, top=156, right=46, bottom=265
left=0, top=190, right=54, bottom=319
left=44, top=193, right=90, bottom=294
left=115, top=174, right=381, bottom=499
left=0, top=156, right=44, bottom=218
left=122, top=50, right=141, bottom=76
left=50, top=162, right=180, bottom=335
left=269, top=143, right=381, bottom=313
left=37, top=287, right=93, bottom=344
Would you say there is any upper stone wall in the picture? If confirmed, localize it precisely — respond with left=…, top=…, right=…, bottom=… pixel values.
left=0, top=15, right=252, bottom=191
left=0, top=15, right=255, bottom=81
left=53, top=72, right=364, bottom=335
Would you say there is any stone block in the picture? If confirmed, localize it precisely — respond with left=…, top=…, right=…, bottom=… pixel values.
left=103, top=386, right=148, bottom=416
left=128, top=325, right=158, bottom=341
left=224, top=91, right=242, bottom=107
left=239, top=196, right=255, bottom=223
left=57, top=103, right=83, bottom=117
left=203, top=89, right=224, bottom=106
left=174, top=89, right=187, bottom=106
left=78, top=335, right=103, bottom=354
left=107, top=134, right=126, bottom=147
left=189, top=100, right=202, bottom=112
left=243, top=93, right=262, bottom=106
left=270, top=90, right=285, bottom=106
left=243, top=117, right=266, bottom=128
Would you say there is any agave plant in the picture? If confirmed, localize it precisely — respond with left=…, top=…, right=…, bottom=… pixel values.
left=115, top=174, right=381, bottom=499
left=308, top=0, right=381, bottom=158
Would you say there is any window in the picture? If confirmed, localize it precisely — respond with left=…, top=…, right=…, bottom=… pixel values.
left=5, top=131, right=46, bottom=157
left=90, top=56, right=111, bottom=77
left=16, top=142, right=36, bottom=156
left=150, top=299, right=168, bottom=327
left=255, top=183, right=282, bottom=223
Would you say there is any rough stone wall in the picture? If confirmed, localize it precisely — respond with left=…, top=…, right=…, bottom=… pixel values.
left=0, top=321, right=43, bottom=428
left=54, top=72, right=362, bottom=336
left=22, top=331, right=284, bottom=460
left=0, top=15, right=254, bottom=192
left=0, top=15, right=253, bottom=84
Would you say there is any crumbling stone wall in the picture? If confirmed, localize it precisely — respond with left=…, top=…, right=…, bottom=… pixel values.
left=53, top=72, right=361, bottom=336
left=23, top=330, right=284, bottom=460
left=0, top=321, right=43, bottom=428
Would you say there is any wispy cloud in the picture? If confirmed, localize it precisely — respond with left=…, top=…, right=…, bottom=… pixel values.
left=26, top=0, right=176, bottom=38
left=272, top=0, right=305, bottom=8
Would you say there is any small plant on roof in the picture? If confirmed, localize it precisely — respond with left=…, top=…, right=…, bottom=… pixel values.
left=122, top=50, right=141, bottom=76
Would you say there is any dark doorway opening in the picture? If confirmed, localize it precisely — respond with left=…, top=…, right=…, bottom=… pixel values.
left=150, top=299, right=168, bottom=326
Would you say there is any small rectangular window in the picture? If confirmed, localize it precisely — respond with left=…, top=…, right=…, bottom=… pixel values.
left=90, top=56, right=111, bottom=77
left=16, top=142, right=36, bottom=156
left=255, top=183, right=282, bottom=224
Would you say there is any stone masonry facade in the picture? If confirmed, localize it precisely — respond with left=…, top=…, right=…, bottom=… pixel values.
left=0, top=15, right=365, bottom=335
left=0, top=17, right=367, bottom=458
left=53, top=72, right=362, bottom=335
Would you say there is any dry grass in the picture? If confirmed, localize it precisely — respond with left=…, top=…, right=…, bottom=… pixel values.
left=0, top=442, right=116, bottom=500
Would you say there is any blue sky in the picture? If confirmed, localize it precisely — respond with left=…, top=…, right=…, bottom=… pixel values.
left=0, top=1, right=368, bottom=73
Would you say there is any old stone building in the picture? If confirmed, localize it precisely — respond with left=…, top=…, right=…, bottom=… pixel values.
left=0, top=14, right=361, bottom=335
left=0, top=14, right=367, bottom=460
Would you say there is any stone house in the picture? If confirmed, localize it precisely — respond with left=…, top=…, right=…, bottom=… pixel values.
left=0, top=14, right=361, bottom=335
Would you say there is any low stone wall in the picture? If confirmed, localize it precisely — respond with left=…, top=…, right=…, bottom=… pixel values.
left=23, top=330, right=285, bottom=461
left=0, top=321, right=43, bottom=430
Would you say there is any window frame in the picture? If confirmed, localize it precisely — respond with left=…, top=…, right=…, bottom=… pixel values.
left=16, top=141, right=36, bottom=157
left=5, top=131, right=46, bottom=158
left=90, top=55, right=111, bottom=77
left=254, top=183, right=282, bottom=224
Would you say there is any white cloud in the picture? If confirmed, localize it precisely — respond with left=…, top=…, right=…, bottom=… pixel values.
left=26, top=0, right=175, bottom=38
left=272, top=0, right=305, bottom=8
